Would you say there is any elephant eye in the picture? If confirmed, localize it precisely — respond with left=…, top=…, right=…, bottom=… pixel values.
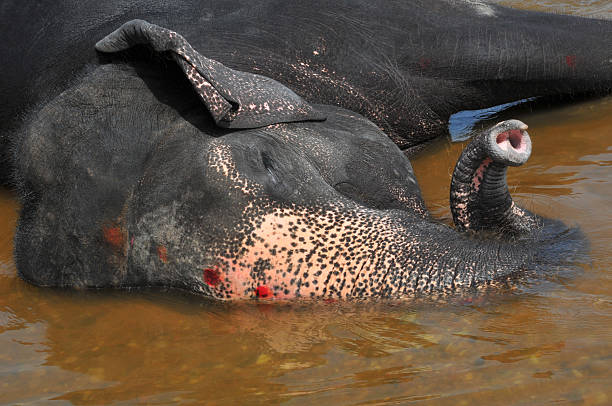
left=258, top=150, right=295, bottom=198
left=261, top=151, right=278, bottom=181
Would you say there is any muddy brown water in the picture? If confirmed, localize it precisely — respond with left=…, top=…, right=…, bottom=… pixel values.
left=1, top=2, right=611, bottom=405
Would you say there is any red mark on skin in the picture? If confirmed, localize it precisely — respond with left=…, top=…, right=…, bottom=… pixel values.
left=203, top=268, right=222, bottom=287
left=472, top=157, right=493, bottom=191
left=255, top=285, right=272, bottom=298
left=130, top=237, right=134, bottom=248
left=419, top=57, right=432, bottom=70
left=324, top=298, right=338, bottom=304
left=157, top=246, right=168, bottom=263
left=565, top=55, right=576, bottom=69
left=103, top=226, right=124, bottom=249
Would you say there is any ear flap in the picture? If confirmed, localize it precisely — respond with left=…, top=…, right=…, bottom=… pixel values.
left=95, top=19, right=326, bottom=129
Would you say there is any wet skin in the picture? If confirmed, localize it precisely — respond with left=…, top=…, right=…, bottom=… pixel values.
left=2, top=1, right=609, bottom=299
left=1, top=0, right=611, bottom=174
left=11, top=20, right=586, bottom=300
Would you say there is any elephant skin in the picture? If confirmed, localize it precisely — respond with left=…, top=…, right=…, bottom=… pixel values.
left=1, top=1, right=609, bottom=300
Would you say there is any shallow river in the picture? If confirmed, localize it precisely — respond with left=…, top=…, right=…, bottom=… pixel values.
left=1, top=2, right=611, bottom=405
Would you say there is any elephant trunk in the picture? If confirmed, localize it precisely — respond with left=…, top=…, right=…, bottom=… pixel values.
left=450, top=120, right=538, bottom=235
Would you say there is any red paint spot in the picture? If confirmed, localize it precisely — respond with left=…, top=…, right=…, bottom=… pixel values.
left=565, top=55, right=576, bottom=68
left=419, top=57, right=431, bottom=70
left=157, top=246, right=168, bottom=263
left=203, top=268, right=222, bottom=287
left=103, top=226, right=124, bottom=249
left=255, top=285, right=272, bottom=298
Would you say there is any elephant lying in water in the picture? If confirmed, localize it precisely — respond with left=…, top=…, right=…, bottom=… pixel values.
left=12, top=19, right=591, bottom=300
left=2, top=1, right=611, bottom=170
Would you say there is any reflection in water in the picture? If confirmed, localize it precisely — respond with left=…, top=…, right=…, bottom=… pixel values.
left=2, top=2, right=612, bottom=405
left=494, top=0, right=612, bottom=19
left=480, top=341, right=565, bottom=364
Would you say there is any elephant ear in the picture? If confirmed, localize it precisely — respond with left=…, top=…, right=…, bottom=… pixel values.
left=95, top=19, right=326, bottom=129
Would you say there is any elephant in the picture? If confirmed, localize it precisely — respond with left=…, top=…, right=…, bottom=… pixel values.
left=2, top=1, right=610, bottom=300
left=1, top=0, right=611, bottom=172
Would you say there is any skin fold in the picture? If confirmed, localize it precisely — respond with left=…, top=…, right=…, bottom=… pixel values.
left=1, top=0, right=610, bottom=169
left=2, top=1, right=609, bottom=300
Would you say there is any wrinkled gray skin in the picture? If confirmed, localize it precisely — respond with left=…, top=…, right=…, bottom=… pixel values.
left=2, top=1, right=609, bottom=300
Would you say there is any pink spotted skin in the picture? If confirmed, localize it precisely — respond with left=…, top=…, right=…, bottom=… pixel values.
left=95, top=20, right=326, bottom=129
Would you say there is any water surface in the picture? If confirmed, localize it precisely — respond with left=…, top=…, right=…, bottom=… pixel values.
left=1, top=1, right=611, bottom=405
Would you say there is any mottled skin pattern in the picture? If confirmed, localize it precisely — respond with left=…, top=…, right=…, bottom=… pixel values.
left=1, top=0, right=611, bottom=184
left=12, top=22, right=583, bottom=300
left=95, top=20, right=326, bottom=128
